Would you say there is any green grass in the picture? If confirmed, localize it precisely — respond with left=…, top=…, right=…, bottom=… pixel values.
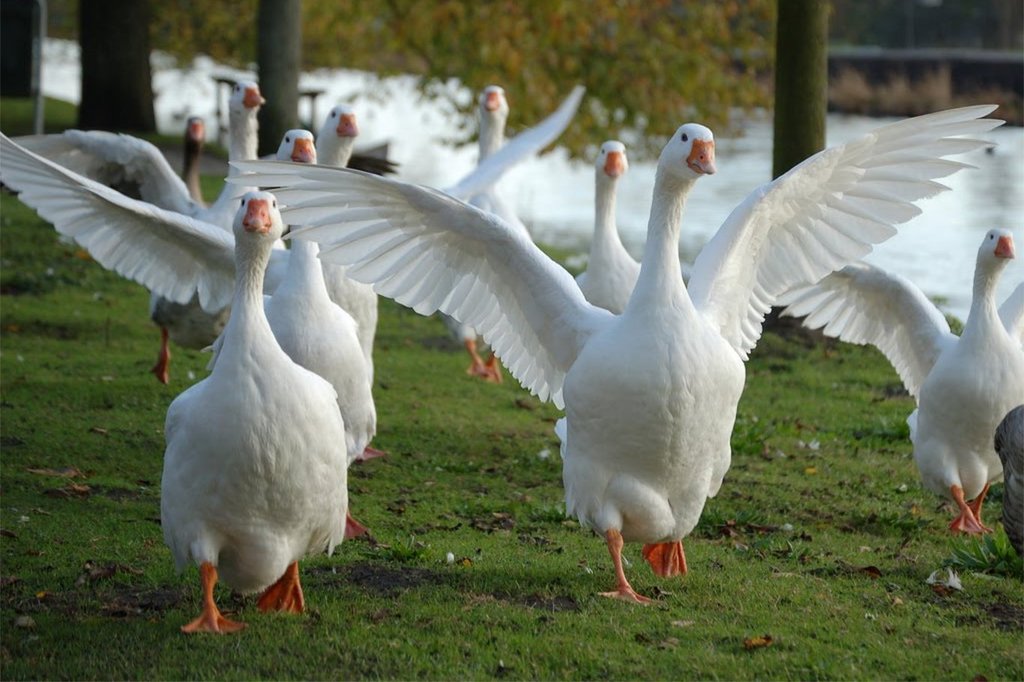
left=1, top=177, right=1022, bottom=678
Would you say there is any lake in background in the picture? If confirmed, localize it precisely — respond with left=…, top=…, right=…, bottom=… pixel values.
left=40, top=40, right=1022, bottom=322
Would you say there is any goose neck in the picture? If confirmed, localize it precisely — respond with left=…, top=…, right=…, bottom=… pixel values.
left=478, top=118, right=505, bottom=161
left=318, top=136, right=354, bottom=168
left=279, top=238, right=329, bottom=297
left=630, top=170, right=695, bottom=304
left=964, top=258, right=1007, bottom=338
left=227, top=109, right=259, bottom=169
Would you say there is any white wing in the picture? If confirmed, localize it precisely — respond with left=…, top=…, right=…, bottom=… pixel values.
left=779, top=263, right=955, bottom=398
left=443, top=85, right=585, bottom=200
left=232, top=160, right=613, bottom=408
left=14, top=130, right=198, bottom=216
left=1, top=133, right=239, bottom=311
left=1000, top=282, right=1024, bottom=346
left=688, top=105, right=1002, bottom=359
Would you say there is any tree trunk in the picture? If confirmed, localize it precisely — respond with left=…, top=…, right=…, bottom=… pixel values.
left=78, top=0, right=155, bottom=132
left=257, top=0, right=302, bottom=156
left=772, top=0, right=828, bottom=179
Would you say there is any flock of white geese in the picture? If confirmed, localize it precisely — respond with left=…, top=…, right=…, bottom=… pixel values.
left=1, top=80, right=1021, bottom=632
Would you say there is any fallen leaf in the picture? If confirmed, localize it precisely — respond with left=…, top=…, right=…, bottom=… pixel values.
left=27, top=466, right=84, bottom=479
left=671, top=619, right=695, bottom=628
left=13, top=616, right=35, bottom=629
left=0, top=529, right=17, bottom=539
left=89, top=427, right=108, bottom=436
left=44, top=483, right=92, bottom=499
left=35, top=591, right=48, bottom=600
left=74, top=561, right=144, bottom=587
left=743, top=634, right=774, bottom=650
left=514, top=398, right=535, bottom=411
left=858, top=565, right=883, bottom=579
left=0, top=576, right=21, bottom=588
left=658, top=637, right=679, bottom=650
left=890, top=596, right=904, bottom=606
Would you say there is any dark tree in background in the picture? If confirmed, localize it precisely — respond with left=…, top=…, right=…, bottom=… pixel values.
left=78, top=0, right=156, bottom=131
left=257, top=0, right=301, bottom=157
left=772, top=0, right=828, bottom=179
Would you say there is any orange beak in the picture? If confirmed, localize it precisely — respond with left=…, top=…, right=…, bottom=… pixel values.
left=243, top=86, right=266, bottom=109
left=995, top=234, right=1015, bottom=259
left=242, top=199, right=273, bottom=234
left=604, top=151, right=626, bottom=178
left=290, top=137, right=316, bottom=164
left=686, top=139, right=716, bottom=175
left=336, top=113, right=359, bottom=138
left=484, top=91, right=502, bottom=112
left=188, top=119, right=205, bottom=142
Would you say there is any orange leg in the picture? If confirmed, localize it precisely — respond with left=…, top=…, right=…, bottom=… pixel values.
left=345, top=510, right=369, bottom=539
left=949, top=485, right=988, bottom=535
left=482, top=352, right=503, bottom=384
left=642, top=540, right=688, bottom=577
left=967, top=483, right=993, bottom=532
left=151, top=327, right=171, bottom=384
left=180, top=562, right=246, bottom=634
left=356, top=445, right=387, bottom=462
left=257, top=561, right=305, bottom=614
left=598, top=529, right=652, bottom=605
left=464, top=339, right=489, bottom=379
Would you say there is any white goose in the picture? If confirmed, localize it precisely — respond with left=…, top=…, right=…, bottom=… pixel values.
left=259, top=129, right=379, bottom=536
left=575, top=140, right=638, bottom=314
left=162, top=191, right=347, bottom=633
left=235, top=105, right=1000, bottom=602
left=315, top=104, right=380, bottom=382
left=781, top=229, right=1024, bottom=534
left=441, top=84, right=586, bottom=381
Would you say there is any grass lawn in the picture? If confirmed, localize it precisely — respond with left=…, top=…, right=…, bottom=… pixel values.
left=1, top=150, right=1022, bottom=679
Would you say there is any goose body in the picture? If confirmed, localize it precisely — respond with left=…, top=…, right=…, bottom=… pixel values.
left=782, top=230, right=1024, bottom=533
left=575, top=140, right=639, bottom=314
left=161, top=192, right=346, bottom=632
left=236, top=105, right=1000, bottom=601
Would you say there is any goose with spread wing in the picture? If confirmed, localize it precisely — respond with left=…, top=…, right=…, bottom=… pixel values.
left=781, top=230, right=1024, bottom=534
left=248, top=106, right=1001, bottom=602
left=441, top=84, right=585, bottom=381
left=162, top=191, right=347, bottom=633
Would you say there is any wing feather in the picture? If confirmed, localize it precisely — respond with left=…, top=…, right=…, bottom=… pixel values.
left=779, top=262, right=955, bottom=397
left=689, top=105, right=1001, bottom=358
left=1, top=133, right=238, bottom=311
left=233, top=160, right=612, bottom=407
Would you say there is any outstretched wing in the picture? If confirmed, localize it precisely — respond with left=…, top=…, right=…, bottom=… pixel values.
left=779, top=263, right=956, bottom=398
left=443, top=85, right=586, bottom=200
left=688, top=105, right=1002, bottom=359
left=1, top=133, right=238, bottom=312
left=14, top=130, right=198, bottom=216
left=232, top=160, right=612, bottom=408
left=999, top=282, right=1024, bottom=347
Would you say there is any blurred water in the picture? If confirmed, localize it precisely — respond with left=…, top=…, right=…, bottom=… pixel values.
left=40, top=40, right=1022, bottom=321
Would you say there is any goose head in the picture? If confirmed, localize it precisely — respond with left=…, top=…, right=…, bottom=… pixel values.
left=277, top=129, right=317, bottom=165
left=185, top=116, right=205, bottom=146
left=320, top=103, right=359, bottom=139
left=235, top=191, right=284, bottom=242
left=597, top=140, right=628, bottom=181
left=479, top=85, right=509, bottom=121
left=230, top=81, right=266, bottom=113
left=979, top=228, right=1015, bottom=270
left=659, top=123, right=716, bottom=180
